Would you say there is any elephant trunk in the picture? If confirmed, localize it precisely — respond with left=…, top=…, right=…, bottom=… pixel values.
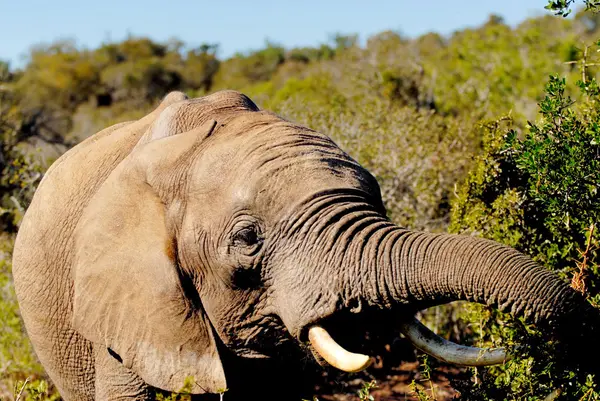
left=284, top=193, right=592, bottom=371
left=309, top=223, right=590, bottom=370
left=365, top=228, right=582, bottom=326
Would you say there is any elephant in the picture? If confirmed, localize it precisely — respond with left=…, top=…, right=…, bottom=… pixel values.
left=12, top=90, right=598, bottom=400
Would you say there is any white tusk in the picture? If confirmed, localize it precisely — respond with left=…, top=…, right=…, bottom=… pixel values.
left=308, top=326, right=372, bottom=372
left=399, top=317, right=509, bottom=366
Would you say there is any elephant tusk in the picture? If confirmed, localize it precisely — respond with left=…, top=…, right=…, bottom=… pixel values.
left=399, top=317, right=509, bottom=366
left=308, top=326, right=372, bottom=372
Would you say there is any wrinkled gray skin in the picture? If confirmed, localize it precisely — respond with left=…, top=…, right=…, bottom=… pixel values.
left=12, top=91, right=591, bottom=400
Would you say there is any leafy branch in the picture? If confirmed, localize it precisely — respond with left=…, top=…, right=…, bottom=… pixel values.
left=546, top=0, right=600, bottom=17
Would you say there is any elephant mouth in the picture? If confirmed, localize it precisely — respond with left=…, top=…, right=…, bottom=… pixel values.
left=302, top=309, right=510, bottom=373
left=300, top=308, right=398, bottom=372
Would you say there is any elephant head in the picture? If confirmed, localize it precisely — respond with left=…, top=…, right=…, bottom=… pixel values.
left=71, top=91, right=596, bottom=395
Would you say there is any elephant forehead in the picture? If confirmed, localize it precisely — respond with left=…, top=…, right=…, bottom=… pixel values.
left=195, top=133, right=380, bottom=218
left=248, top=128, right=379, bottom=195
left=251, top=160, right=379, bottom=218
left=203, top=122, right=373, bottom=184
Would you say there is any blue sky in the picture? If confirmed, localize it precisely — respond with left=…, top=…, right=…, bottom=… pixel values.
left=1, top=0, right=553, bottom=67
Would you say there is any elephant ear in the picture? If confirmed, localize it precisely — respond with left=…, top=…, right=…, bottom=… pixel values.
left=72, top=122, right=226, bottom=394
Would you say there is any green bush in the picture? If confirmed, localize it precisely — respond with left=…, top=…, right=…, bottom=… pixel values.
left=14, top=41, right=99, bottom=112
left=450, top=74, right=599, bottom=399
left=0, top=70, right=59, bottom=401
left=213, top=42, right=285, bottom=89
left=0, top=239, right=60, bottom=400
left=546, top=0, right=600, bottom=16
left=0, top=82, right=45, bottom=233
left=179, top=44, right=220, bottom=93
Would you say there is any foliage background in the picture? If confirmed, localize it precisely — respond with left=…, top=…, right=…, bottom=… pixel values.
left=1, top=2, right=599, bottom=399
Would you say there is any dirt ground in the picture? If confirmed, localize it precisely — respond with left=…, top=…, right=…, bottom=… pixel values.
left=313, top=359, right=465, bottom=401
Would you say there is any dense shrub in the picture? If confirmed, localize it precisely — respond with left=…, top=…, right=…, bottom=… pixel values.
left=450, top=75, right=599, bottom=399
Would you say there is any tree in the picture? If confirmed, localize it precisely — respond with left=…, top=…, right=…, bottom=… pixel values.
left=0, top=78, right=46, bottom=233
left=180, top=44, right=220, bottom=92
left=546, top=0, right=600, bottom=16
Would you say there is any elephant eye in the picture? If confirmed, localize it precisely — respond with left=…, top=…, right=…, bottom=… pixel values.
left=232, top=226, right=262, bottom=248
